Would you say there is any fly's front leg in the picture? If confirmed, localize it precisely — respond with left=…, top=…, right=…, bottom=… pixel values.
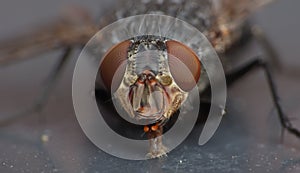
left=144, top=124, right=168, bottom=158
left=252, top=25, right=300, bottom=77
left=226, top=58, right=300, bottom=138
left=251, top=26, right=282, bottom=71
left=0, top=47, right=73, bottom=126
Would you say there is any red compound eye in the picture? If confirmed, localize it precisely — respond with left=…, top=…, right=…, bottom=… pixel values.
left=99, top=40, right=131, bottom=92
left=166, top=40, right=201, bottom=91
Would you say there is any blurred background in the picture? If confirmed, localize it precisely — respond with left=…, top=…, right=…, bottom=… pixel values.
left=0, top=0, right=300, bottom=172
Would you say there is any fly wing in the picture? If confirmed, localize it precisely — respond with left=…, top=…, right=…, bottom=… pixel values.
left=0, top=6, right=97, bottom=66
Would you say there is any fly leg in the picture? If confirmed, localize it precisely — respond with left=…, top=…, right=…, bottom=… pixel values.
left=226, top=58, right=300, bottom=138
left=144, top=124, right=168, bottom=158
left=0, top=47, right=72, bottom=126
left=251, top=26, right=282, bottom=70
left=252, top=25, right=300, bottom=77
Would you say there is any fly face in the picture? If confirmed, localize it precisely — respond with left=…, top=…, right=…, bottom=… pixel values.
left=91, top=13, right=225, bottom=158
left=99, top=35, right=201, bottom=125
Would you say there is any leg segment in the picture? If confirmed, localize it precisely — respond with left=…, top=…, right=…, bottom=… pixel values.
left=0, top=47, right=72, bottom=126
left=226, top=58, right=300, bottom=138
left=144, top=124, right=168, bottom=158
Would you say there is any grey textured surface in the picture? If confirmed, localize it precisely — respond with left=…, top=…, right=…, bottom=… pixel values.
left=0, top=0, right=300, bottom=172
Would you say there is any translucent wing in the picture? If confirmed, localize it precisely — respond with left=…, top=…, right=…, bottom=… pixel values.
left=0, top=6, right=97, bottom=66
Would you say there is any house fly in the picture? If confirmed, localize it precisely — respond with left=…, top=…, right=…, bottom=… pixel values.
left=0, top=0, right=299, bottom=158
